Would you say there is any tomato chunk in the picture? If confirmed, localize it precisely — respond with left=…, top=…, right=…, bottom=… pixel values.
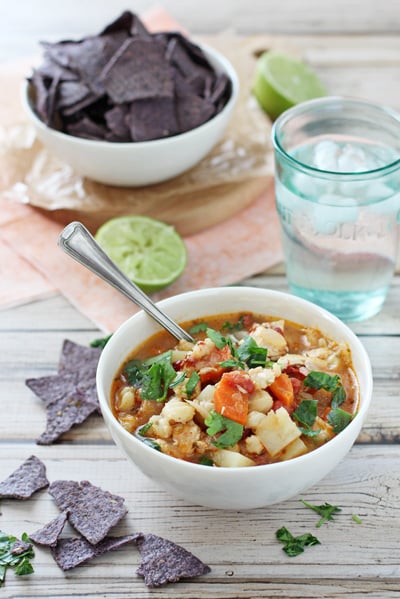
left=214, top=371, right=254, bottom=425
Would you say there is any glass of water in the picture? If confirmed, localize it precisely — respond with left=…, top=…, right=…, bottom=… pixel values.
left=272, top=96, right=400, bottom=322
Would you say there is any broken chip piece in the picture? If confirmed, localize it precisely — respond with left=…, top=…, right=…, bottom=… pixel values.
left=25, top=339, right=102, bottom=445
left=50, top=534, right=138, bottom=570
left=28, top=10, right=232, bottom=142
left=134, top=533, right=211, bottom=587
left=48, top=480, right=127, bottom=545
left=0, top=456, right=49, bottom=500
left=30, top=511, right=69, bottom=547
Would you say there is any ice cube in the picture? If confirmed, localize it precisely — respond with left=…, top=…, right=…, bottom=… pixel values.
left=337, top=144, right=372, bottom=173
left=312, top=140, right=340, bottom=171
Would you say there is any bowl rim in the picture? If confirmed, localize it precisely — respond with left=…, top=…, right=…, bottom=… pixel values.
left=96, top=286, right=374, bottom=477
left=21, top=41, right=240, bottom=149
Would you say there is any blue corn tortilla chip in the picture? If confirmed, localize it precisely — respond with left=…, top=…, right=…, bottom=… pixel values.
left=30, top=511, right=69, bottom=547
left=48, top=480, right=127, bottom=545
left=0, top=455, right=49, bottom=499
left=10, top=539, right=33, bottom=556
left=134, top=533, right=211, bottom=587
left=51, top=534, right=138, bottom=570
left=28, top=11, right=232, bottom=143
left=25, top=339, right=102, bottom=444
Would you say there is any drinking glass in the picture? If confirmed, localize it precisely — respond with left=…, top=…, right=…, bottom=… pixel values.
left=272, top=96, right=400, bottom=321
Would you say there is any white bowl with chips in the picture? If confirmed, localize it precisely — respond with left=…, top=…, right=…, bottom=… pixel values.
left=22, top=43, right=239, bottom=187
left=96, top=286, right=373, bottom=510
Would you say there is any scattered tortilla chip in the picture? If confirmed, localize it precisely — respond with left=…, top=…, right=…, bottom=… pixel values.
left=28, top=10, right=231, bottom=142
left=30, top=511, right=69, bottom=547
left=51, top=534, right=138, bottom=570
left=134, top=533, right=211, bottom=587
left=10, top=539, right=33, bottom=556
left=25, top=339, right=102, bottom=444
left=48, top=480, right=127, bottom=545
left=0, top=455, right=49, bottom=499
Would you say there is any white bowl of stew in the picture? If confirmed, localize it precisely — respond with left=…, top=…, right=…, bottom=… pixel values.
left=96, top=287, right=373, bottom=509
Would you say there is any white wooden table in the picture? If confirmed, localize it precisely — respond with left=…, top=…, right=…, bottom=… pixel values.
left=1, top=2, right=400, bottom=597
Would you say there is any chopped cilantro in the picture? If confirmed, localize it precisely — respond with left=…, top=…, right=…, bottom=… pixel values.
left=301, top=499, right=342, bottom=527
left=189, top=322, right=208, bottom=334
left=331, top=385, right=346, bottom=408
left=237, top=336, right=268, bottom=368
left=293, top=399, right=320, bottom=437
left=327, top=408, right=353, bottom=433
left=276, top=526, right=320, bottom=557
left=0, top=532, right=35, bottom=586
left=205, top=411, right=243, bottom=448
left=124, top=351, right=177, bottom=402
left=186, top=372, right=200, bottom=398
left=304, top=371, right=341, bottom=392
left=199, top=455, right=214, bottom=466
left=169, top=371, right=186, bottom=388
left=206, top=327, right=229, bottom=349
left=352, top=514, right=362, bottom=524
left=90, top=334, right=112, bottom=348
left=218, top=358, right=245, bottom=369
left=137, top=422, right=153, bottom=435
left=221, top=316, right=244, bottom=332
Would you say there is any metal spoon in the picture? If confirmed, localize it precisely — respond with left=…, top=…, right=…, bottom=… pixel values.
left=58, top=221, right=194, bottom=343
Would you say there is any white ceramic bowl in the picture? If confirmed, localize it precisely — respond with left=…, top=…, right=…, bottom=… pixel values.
left=96, top=287, right=373, bottom=509
left=21, top=43, right=239, bottom=187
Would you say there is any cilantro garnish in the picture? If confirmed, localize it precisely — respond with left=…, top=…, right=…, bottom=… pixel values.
left=135, top=423, right=161, bottom=451
left=124, top=351, right=177, bottom=402
left=275, top=526, right=320, bottom=557
left=205, top=411, right=243, bottom=448
left=0, top=532, right=35, bottom=586
left=189, top=322, right=208, bottom=334
left=327, top=408, right=353, bottom=433
left=221, top=316, right=244, bottom=333
left=199, top=455, right=214, bottom=466
left=90, top=334, right=112, bottom=348
left=206, top=327, right=229, bottom=349
left=301, top=499, right=342, bottom=527
left=186, top=372, right=200, bottom=398
left=292, top=399, right=320, bottom=437
left=304, top=370, right=347, bottom=409
left=237, top=336, right=268, bottom=368
left=352, top=514, right=362, bottom=524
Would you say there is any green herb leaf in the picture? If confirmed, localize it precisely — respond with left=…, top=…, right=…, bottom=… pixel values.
left=124, top=351, right=176, bottom=402
left=352, top=514, right=362, bottom=524
left=327, top=408, right=353, bottom=433
left=218, top=358, right=245, bottom=369
left=304, top=371, right=341, bottom=392
left=221, top=316, right=244, bottom=332
left=186, top=371, right=200, bottom=398
left=206, top=328, right=229, bottom=349
left=237, top=336, right=268, bottom=368
left=301, top=499, right=342, bottom=527
left=0, top=532, right=35, bottom=586
left=199, top=455, right=214, bottom=466
left=90, top=334, right=112, bottom=348
left=205, top=411, right=244, bottom=448
left=293, top=399, right=318, bottom=428
left=332, top=385, right=346, bottom=408
left=276, top=526, right=320, bottom=557
left=137, top=422, right=153, bottom=435
left=169, top=371, right=186, bottom=388
left=189, top=322, right=208, bottom=334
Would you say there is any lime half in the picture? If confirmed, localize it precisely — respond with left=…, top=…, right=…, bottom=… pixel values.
left=253, top=50, right=326, bottom=120
left=95, top=215, right=187, bottom=294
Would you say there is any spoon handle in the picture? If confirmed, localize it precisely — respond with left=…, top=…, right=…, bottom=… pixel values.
left=58, top=221, right=194, bottom=343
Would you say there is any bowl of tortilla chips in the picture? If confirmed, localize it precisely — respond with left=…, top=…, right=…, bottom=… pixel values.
left=22, top=11, right=239, bottom=187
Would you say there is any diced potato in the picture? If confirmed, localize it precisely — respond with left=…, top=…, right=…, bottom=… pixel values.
left=248, top=389, right=273, bottom=413
left=255, top=407, right=301, bottom=456
left=279, top=437, right=308, bottom=461
left=249, top=325, right=288, bottom=358
left=116, top=387, right=136, bottom=411
left=187, top=384, right=215, bottom=420
left=246, top=410, right=266, bottom=430
left=312, top=416, right=335, bottom=444
left=213, top=449, right=255, bottom=468
left=245, top=435, right=264, bottom=455
left=171, top=349, right=189, bottom=362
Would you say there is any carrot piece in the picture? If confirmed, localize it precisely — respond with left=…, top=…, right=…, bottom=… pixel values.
left=214, top=372, right=254, bottom=425
left=268, top=373, right=294, bottom=408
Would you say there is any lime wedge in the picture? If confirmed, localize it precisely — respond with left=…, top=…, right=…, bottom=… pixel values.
left=95, top=215, right=187, bottom=294
left=253, top=50, right=326, bottom=120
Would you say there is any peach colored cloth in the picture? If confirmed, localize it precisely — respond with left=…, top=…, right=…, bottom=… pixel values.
left=0, top=7, right=283, bottom=329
